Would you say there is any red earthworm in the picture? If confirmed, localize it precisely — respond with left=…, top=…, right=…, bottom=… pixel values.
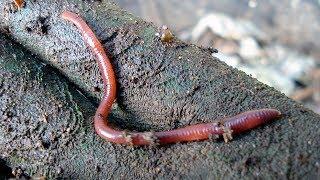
left=61, top=11, right=281, bottom=145
left=13, top=0, right=24, bottom=9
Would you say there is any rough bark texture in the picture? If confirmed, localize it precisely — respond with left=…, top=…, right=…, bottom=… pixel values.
left=0, top=34, right=96, bottom=178
left=0, top=0, right=319, bottom=179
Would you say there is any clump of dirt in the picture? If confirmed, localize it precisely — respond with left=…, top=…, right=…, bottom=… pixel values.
left=24, top=16, right=51, bottom=35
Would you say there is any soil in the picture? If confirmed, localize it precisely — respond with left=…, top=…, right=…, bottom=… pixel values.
left=0, top=0, right=319, bottom=179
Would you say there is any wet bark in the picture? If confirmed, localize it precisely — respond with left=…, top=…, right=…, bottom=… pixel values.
left=0, top=0, right=319, bottom=179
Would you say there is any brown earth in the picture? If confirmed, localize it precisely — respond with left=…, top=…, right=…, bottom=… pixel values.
left=0, top=0, right=319, bottom=179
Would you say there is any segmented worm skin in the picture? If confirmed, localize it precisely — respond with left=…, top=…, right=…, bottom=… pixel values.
left=61, top=11, right=281, bottom=145
left=13, top=0, right=24, bottom=9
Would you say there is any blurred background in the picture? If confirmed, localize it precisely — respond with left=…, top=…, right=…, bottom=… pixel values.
left=114, top=0, right=320, bottom=114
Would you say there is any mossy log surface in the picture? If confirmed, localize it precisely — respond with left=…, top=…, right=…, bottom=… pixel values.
left=0, top=0, right=319, bottom=179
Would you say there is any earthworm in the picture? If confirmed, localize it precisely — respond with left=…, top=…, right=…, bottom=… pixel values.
left=13, top=0, right=24, bottom=9
left=61, top=11, right=281, bottom=145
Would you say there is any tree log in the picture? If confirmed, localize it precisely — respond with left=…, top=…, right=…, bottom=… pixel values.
left=0, top=0, right=319, bottom=179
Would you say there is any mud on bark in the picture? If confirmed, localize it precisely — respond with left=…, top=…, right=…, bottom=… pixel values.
left=0, top=0, right=319, bottom=179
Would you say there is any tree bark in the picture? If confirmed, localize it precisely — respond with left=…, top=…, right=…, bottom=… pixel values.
left=0, top=0, right=319, bottom=179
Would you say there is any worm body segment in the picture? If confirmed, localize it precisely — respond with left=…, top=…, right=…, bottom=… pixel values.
left=13, top=0, right=24, bottom=9
left=61, top=11, right=281, bottom=145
